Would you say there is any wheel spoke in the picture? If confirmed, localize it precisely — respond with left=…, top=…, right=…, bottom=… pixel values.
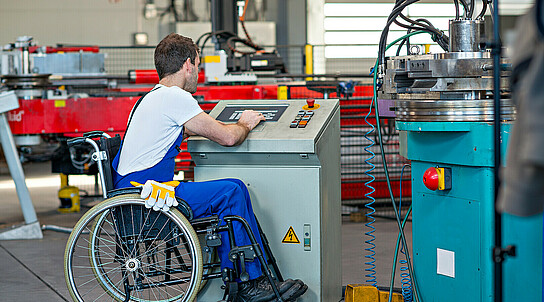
left=65, top=198, right=201, bottom=302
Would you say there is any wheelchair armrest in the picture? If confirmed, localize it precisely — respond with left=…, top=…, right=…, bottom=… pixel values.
left=107, top=187, right=142, bottom=198
left=83, top=131, right=106, bottom=139
left=106, top=187, right=194, bottom=220
left=175, top=197, right=194, bottom=221
left=190, top=215, right=219, bottom=229
left=67, top=137, right=86, bottom=147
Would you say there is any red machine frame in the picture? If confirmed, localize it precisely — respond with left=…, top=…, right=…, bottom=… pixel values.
left=7, top=81, right=410, bottom=204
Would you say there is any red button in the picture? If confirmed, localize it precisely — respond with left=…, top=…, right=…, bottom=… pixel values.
left=423, top=167, right=440, bottom=191
left=307, top=98, right=315, bottom=108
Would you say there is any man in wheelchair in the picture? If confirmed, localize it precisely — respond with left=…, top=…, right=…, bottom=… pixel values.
left=111, top=33, right=307, bottom=301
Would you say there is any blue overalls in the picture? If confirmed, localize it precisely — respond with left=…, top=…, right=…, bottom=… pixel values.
left=112, top=101, right=265, bottom=281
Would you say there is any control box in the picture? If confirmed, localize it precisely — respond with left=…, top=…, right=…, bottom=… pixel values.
left=188, top=99, right=341, bottom=302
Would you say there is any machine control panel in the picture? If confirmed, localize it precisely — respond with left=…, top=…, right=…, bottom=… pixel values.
left=188, top=99, right=340, bottom=155
left=216, top=104, right=288, bottom=122
left=215, top=104, right=318, bottom=129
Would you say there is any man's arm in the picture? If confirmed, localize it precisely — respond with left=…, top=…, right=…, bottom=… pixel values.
left=184, top=110, right=264, bottom=146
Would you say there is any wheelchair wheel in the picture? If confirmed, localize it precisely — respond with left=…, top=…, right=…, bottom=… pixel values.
left=64, top=194, right=202, bottom=302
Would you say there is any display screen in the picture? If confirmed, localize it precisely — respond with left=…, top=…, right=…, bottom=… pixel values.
left=216, top=104, right=288, bottom=122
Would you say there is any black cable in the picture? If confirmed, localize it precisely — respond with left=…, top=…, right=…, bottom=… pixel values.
left=394, top=17, right=447, bottom=48
left=199, top=31, right=233, bottom=53
left=398, top=15, right=449, bottom=48
left=379, top=0, right=421, bottom=65
left=200, top=34, right=213, bottom=53
left=396, top=34, right=409, bottom=56
left=477, top=0, right=488, bottom=19
left=239, top=19, right=262, bottom=51
left=158, top=0, right=181, bottom=22
left=226, top=36, right=264, bottom=54
left=393, top=14, right=449, bottom=55
left=378, top=0, right=451, bottom=66
left=459, top=0, right=470, bottom=17
left=469, top=0, right=476, bottom=19
left=199, top=30, right=262, bottom=55
left=491, top=0, right=503, bottom=300
left=395, top=17, right=432, bottom=33
left=196, top=32, right=212, bottom=48
left=226, top=37, right=257, bottom=54
left=454, top=0, right=460, bottom=20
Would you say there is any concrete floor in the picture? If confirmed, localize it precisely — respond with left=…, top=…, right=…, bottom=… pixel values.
left=0, top=162, right=412, bottom=301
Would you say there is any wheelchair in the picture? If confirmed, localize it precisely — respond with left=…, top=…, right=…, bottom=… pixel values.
left=63, top=131, right=285, bottom=302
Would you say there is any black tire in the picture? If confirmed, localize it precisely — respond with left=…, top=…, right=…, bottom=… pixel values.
left=64, top=194, right=202, bottom=302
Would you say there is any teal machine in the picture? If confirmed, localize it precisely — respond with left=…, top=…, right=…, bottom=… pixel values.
left=381, top=19, right=543, bottom=301
left=188, top=99, right=341, bottom=302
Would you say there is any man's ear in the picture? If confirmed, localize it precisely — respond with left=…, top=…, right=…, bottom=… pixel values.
left=184, top=58, right=192, bottom=73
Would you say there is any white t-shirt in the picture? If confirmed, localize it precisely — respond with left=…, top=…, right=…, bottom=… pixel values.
left=116, top=84, right=203, bottom=176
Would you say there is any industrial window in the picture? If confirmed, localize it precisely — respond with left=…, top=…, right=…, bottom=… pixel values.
left=323, top=1, right=534, bottom=59
left=324, top=3, right=456, bottom=59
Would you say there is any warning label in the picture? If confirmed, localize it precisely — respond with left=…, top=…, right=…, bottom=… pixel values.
left=282, top=226, right=300, bottom=244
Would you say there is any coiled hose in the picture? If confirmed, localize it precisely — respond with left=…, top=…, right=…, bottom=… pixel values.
left=363, top=68, right=378, bottom=287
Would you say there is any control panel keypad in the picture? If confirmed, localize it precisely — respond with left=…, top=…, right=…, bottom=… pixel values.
left=291, top=110, right=313, bottom=128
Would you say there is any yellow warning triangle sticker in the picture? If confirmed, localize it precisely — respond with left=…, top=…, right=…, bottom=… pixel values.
left=282, top=226, right=300, bottom=244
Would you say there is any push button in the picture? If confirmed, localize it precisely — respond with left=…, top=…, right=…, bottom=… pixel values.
left=290, top=121, right=299, bottom=128
left=306, top=98, right=315, bottom=109
left=423, top=166, right=452, bottom=191
left=423, top=168, right=439, bottom=191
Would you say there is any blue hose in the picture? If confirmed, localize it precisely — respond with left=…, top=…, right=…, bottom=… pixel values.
left=400, top=250, right=413, bottom=302
left=398, top=165, right=413, bottom=302
left=363, top=85, right=377, bottom=287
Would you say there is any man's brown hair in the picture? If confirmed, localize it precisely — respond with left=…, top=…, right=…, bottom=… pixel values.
left=154, top=33, right=199, bottom=80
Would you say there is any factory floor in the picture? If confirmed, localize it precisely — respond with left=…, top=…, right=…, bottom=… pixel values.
left=0, top=162, right=412, bottom=302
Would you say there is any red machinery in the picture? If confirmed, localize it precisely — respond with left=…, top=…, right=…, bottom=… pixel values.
left=3, top=42, right=409, bottom=207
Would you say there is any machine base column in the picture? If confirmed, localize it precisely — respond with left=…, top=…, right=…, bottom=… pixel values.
left=0, top=91, right=42, bottom=240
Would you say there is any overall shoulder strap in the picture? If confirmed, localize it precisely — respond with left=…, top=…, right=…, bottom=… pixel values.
left=123, top=86, right=161, bottom=139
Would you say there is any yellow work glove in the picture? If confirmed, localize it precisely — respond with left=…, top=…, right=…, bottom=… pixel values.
left=131, top=180, right=180, bottom=212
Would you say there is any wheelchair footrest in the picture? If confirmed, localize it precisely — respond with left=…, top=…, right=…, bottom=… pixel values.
left=229, top=245, right=258, bottom=282
left=228, top=245, right=257, bottom=262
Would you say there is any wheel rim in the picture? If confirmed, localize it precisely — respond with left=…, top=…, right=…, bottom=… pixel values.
left=65, top=198, right=201, bottom=302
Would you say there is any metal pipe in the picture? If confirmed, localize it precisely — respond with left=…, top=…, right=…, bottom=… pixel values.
left=21, top=48, right=30, bottom=74
left=449, top=19, right=486, bottom=52
left=85, top=138, right=108, bottom=199
left=41, top=225, right=76, bottom=234
left=0, top=113, right=38, bottom=224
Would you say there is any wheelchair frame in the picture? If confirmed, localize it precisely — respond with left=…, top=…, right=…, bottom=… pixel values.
left=63, top=131, right=285, bottom=302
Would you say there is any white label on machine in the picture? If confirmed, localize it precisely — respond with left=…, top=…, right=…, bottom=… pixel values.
left=437, top=248, right=455, bottom=278
left=251, top=60, right=268, bottom=67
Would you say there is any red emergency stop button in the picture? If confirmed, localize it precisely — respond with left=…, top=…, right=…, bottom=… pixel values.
left=423, top=167, right=440, bottom=191
left=423, top=166, right=452, bottom=191
left=303, top=98, right=320, bottom=110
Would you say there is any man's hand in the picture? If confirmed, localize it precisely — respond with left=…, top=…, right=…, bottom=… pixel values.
left=184, top=111, right=265, bottom=147
left=131, top=180, right=180, bottom=212
left=237, top=110, right=265, bottom=131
